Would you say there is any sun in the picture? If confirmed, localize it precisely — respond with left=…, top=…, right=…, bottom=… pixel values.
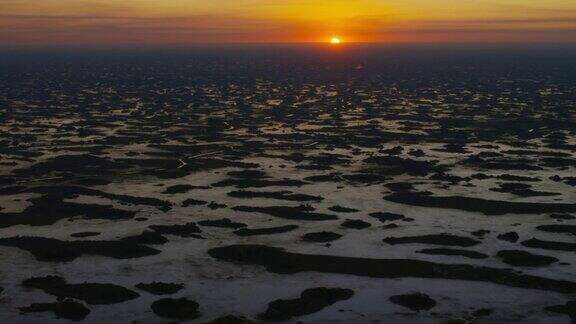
left=329, top=37, right=341, bottom=44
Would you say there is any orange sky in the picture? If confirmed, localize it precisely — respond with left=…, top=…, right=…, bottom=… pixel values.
left=1, top=0, right=575, bottom=45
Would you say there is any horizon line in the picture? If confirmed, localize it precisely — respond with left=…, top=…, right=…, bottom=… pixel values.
left=2, top=40, right=576, bottom=49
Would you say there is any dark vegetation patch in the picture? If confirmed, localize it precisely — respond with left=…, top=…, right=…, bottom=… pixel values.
left=385, top=182, right=415, bottom=193
left=433, top=143, right=469, bottom=154
left=540, top=157, right=576, bottom=168
left=369, top=212, right=405, bottom=222
left=342, top=173, right=390, bottom=184
left=207, top=201, right=227, bottom=210
left=417, top=248, right=488, bottom=259
left=16, top=185, right=171, bottom=207
left=385, top=193, right=576, bottom=215
left=227, top=170, right=269, bottom=179
left=209, top=245, right=576, bottom=293
left=429, top=172, right=471, bottom=183
left=232, top=205, right=338, bottom=221
left=497, top=232, right=519, bottom=242
left=151, top=298, right=200, bottom=320
left=362, top=156, right=445, bottom=176
left=550, top=214, right=576, bottom=221
left=198, top=218, right=247, bottom=229
left=383, top=234, right=480, bottom=247
left=70, top=232, right=100, bottom=238
left=136, top=282, right=184, bottom=295
left=258, top=287, right=354, bottom=321
left=228, top=190, right=323, bottom=202
left=182, top=198, right=208, bottom=206
left=341, top=219, right=371, bottom=229
left=496, top=174, right=541, bottom=182
left=562, top=177, right=576, bottom=187
left=121, top=231, right=168, bottom=245
left=536, top=225, right=576, bottom=235
left=328, top=206, right=359, bottom=213
left=303, top=173, right=343, bottom=183
left=162, top=184, right=194, bottom=194
left=23, top=276, right=139, bottom=305
left=71, top=178, right=112, bottom=186
left=207, top=315, right=255, bottom=323
left=491, top=183, right=560, bottom=197
left=302, top=232, right=342, bottom=243
left=389, top=293, right=436, bottom=312
left=0, top=237, right=160, bottom=262
left=212, top=178, right=308, bottom=189
left=503, top=149, right=571, bottom=158
left=497, top=250, right=558, bottom=267
left=0, top=194, right=136, bottom=228
left=234, top=225, right=299, bottom=236
left=13, top=154, right=128, bottom=178
left=19, top=299, right=91, bottom=321
left=522, top=238, right=576, bottom=252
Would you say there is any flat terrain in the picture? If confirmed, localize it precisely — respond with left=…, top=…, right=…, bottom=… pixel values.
left=0, top=45, right=575, bottom=323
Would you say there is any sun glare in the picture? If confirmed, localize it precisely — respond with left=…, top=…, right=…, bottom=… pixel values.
left=329, top=37, right=341, bottom=44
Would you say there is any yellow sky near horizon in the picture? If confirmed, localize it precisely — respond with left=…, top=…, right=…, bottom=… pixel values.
left=1, top=0, right=575, bottom=44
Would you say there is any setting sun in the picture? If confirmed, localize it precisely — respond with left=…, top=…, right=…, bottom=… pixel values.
left=330, top=37, right=341, bottom=44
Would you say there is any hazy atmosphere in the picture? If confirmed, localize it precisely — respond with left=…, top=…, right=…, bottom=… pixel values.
left=1, top=0, right=576, bottom=44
